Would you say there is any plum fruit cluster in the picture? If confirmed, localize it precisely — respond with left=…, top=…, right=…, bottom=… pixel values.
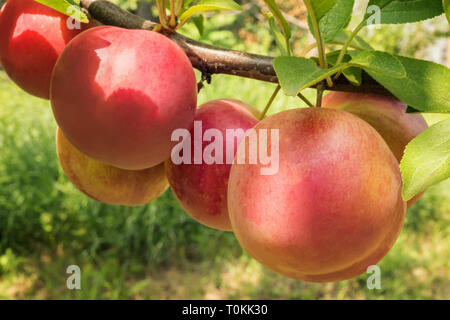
left=0, top=1, right=428, bottom=282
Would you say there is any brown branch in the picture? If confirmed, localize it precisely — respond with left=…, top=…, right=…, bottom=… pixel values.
left=80, top=0, right=393, bottom=96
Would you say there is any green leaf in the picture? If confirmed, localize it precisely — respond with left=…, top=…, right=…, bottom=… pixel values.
left=317, top=0, right=355, bottom=43
left=179, top=0, right=195, bottom=12
left=191, top=15, right=204, bottom=36
left=273, top=56, right=347, bottom=96
left=35, top=0, right=89, bottom=23
left=266, top=14, right=289, bottom=56
left=364, top=0, right=399, bottom=21
left=362, top=55, right=450, bottom=113
left=365, top=0, right=444, bottom=24
left=326, top=50, right=363, bottom=86
left=400, top=119, right=450, bottom=201
left=262, top=0, right=291, bottom=39
left=310, top=0, right=338, bottom=20
left=343, top=67, right=362, bottom=86
left=349, top=50, right=406, bottom=78
left=406, top=106, right=421, bottom=113
left=326, top=50, right=349, bottom=65
left=444, top=0, right=450, bottom=23
left=332, top=30, right=374, bottom=51
left=365, top=0, right=396, bottom=13
left=179, top=0, right=242, bottom=24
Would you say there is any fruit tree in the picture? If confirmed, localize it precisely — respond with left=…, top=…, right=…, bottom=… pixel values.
left=0, top=0, right=449, bottom=283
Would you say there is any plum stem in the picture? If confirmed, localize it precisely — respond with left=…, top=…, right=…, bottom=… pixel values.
left=260, top=85, right=281, bottom=120
left=297, top=92, right=314, bottom=108
left=316, top=82, right=325, bottom=107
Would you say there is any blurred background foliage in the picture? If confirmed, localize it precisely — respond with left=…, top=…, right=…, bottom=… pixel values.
left=0, top=0, right=449, bottom=299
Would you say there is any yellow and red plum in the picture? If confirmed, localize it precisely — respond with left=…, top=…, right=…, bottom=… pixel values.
left=57, top=128, right=169, bottom=206
left=323, top=92, right=428, bottom=207
left=228, top=108, right=406, bottom=282
left=166, top=99, right=259, bottom=231
left=51, top=26, right=197, bottom=170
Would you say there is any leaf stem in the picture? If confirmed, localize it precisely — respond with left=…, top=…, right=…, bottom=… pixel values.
left=260, top=85, right=281, bottom=120
left=285, top=38, right=292, bottom=56
left=175, top=18, right=189, bottom=30
left=300, top=41, right=370, bottom=57
left=299, top=42, right=319, bottom=57
left=334, top=20, right=366, bottom=78
left=303, top=0, right=333, bottom=88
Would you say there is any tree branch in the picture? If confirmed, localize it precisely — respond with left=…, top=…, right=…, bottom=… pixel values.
left=80, top=0, right=393, bottom=97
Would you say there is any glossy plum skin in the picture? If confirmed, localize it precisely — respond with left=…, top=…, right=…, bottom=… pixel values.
left=0, top=0, right=93, bottom=99
left=51, top=26, right=197, bottom=170
left=0, top=4, right=4, bottom=26
left=228, top=108, right=406, bottom=282
left=57, top=128, right=169, bottom=206
left=323, top=92, right=428, bottom=207
left=166, top=99, right=259, bottom=231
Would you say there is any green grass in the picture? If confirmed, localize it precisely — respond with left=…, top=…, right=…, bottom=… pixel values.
left=0, top=70, right=448, bottom=299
